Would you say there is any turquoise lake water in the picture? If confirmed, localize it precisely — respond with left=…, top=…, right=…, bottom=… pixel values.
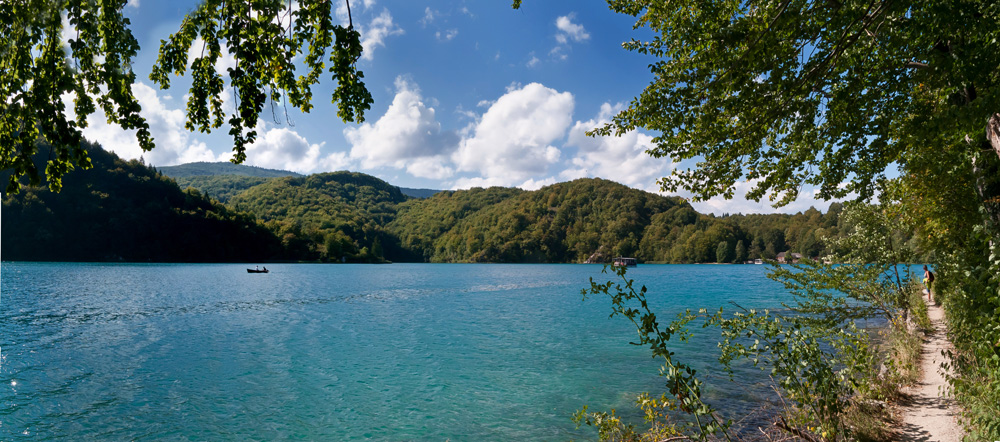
left=2, top=263, right=797, bottom=440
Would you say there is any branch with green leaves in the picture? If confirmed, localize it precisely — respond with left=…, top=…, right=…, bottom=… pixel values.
left=1, top=0, right=371, bottom=194
left=580, top=264, right=731, bottom=441
left=591, top=0, right=1000, bottom=208
left=150, top=0, right=372, bottom=164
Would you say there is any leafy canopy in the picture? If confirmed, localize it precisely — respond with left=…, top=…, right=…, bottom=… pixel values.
left=593, top=0, right=1000, bottom=207
left=1, top=0, right=372, bottom=194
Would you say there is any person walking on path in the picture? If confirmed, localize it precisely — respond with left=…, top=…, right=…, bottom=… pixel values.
left=899, top=298, right=962, bottom=441
left=923, top=265, right=935, bottom=303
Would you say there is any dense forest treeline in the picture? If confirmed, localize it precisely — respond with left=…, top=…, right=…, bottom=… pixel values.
left=1, top=143, right=284, bottom=262
left=2, top=144, right=928, bottom=264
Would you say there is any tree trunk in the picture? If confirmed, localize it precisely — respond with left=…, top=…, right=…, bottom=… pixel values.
left=978, top=113, right=1000, bottom=244
left=989, top=113, right=1000, bottom=160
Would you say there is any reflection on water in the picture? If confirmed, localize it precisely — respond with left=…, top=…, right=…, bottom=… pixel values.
left=3, top=262, right=805, bottom=440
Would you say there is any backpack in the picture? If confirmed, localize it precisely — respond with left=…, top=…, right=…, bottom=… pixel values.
left=928, top=271, right=934, bottom=283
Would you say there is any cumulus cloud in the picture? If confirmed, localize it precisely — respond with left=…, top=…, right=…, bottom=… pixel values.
left=331, top=4, right=401, bottom=60
left=690, top=181, right=847, bottom=216
left=75, top=81, right=344, bottom=174
left=344, top=77, right=458, bottom=179
left=436, top=29, right=458, bottom=41
left=526, top=54, right=540, bottom=68
left=420, top=7, right=436, bottom=26
left=562, top=103, right=670, bottom=192
left=555, top=14, right=589, bottom=44
left=78, top=82, right=223, bottom=166
left=336, top=0, right=375, bottom=19
left=243, top=121, right=350, bottom=174
left=359, top=9, right=404, bottom=61
left=452, top=83, right=574, bottom=187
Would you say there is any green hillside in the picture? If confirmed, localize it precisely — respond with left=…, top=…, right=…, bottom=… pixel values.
left=388, top=179, right=681, bottom=262
left=172, top=174, right=274, bottom=203
left=387, top=186, right=525, bottom=261
left=227, top=172, right=409, bottom=262
left=2, top=143, right=285, bottom=262
left=387, top=179, right=854, bottom=264
left=4, top=146, right=868, bottom=264
left=157, top=161, right=302, bottom=178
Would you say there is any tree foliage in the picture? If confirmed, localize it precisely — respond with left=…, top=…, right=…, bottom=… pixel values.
left=149, top=0, right=372, bottom=163
left=596, top=0, right=1000, bottom=207
left=565, top=0, right=1000, bottom=439
left=1, top=0, right=371, bottom=195
left=1, top=0, right=150, bottom=194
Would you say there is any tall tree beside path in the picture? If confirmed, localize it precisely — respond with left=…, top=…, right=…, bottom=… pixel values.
left=567, top=1, right=1000, bottom=438
left=588, top=0, right=1000, bottom=212
left=1, top=0, right=372, bottom=194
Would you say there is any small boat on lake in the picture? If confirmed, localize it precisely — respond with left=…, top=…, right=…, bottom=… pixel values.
left=247, top=268, right=269, bottom=273
left=612, top=257, right=637, bottom=267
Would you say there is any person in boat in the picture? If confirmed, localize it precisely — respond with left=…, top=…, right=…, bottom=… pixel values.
left=262, top=267, right=267, bottom=272
left=256, top=265, right=259, bottom=271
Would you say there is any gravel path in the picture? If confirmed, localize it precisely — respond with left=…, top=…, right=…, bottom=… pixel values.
left=898, top=299, right=963, bottom=442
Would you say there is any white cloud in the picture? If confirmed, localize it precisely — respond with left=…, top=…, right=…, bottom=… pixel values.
left=243, top=121, right=348, bottom=174
left=555, top=14, right=589, bottom=43
left=78, top=83, right=222, bottom=166
left=336, top=0, right=376, bottom=20
left=359, top=9, right=404, bottom=61
left=562, top=102, right=671, bottom=192
left=344, top=76, right=458, bottom=179
left=690, top=182, right=847, bottom=215
left=519, top=177, right=557, bottom=191
left=75, top=81, right=342, bottom=174
left=451, top=176, right=555, bottom=191
left=126, top=0, right=139, bottom=9
left=451, top=176, right=502, bottom=189
left=436, top=29, right=459, bottom=41
left=60, top=14, right=74, bottom=49
left=406, top=157, right=454, bottom=180
left=420, top=7, right=436, bottom=26
left=452, top=83, right=574, bottom=187
left=526, top=55, right=540, bottom=68
left=549, top=46, right=568, bottom=61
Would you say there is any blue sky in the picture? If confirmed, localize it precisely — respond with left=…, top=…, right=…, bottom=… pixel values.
left=75, top=0, right=838, bottom=215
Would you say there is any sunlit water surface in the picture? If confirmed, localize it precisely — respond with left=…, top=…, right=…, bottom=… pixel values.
left=2, top=263, right=798, bottom=440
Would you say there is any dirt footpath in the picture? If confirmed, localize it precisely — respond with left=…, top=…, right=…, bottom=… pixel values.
left=898, top=299, right=963, bottom=441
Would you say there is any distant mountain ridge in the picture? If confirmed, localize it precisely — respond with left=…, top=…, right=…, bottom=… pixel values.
left=159, top=161, right=442, bottom=199
left=157, top=161, right=304, bottom=178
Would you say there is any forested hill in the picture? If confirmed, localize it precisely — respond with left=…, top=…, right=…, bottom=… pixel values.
left=226, top=172, right=409, bottom=262
left=157, top=161, right=302, bottom=178
left=388, top=179, right=684, bottom=262
left=1, top=144, right=285, bottom=262
left=159, top=161, right=441, bottom=202
left=3, top=143, right=876, bottom=264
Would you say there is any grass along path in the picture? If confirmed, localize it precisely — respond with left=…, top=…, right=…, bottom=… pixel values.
left=898, top=298, right=962, bottom=441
